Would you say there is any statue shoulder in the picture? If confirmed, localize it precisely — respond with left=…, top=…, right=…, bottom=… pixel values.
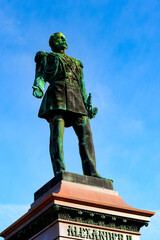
left=74, top=58, right=83, bottom=68
left=73, top=58, right=83, bottom=68
left=77, top=60, right=83, bottom=68
left=65, top=54, right=83, bottom=68
left=34, top=51, right=48, bottom=62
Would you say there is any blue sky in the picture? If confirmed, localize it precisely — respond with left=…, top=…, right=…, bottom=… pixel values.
left=0, top=0, right=160, bottom=239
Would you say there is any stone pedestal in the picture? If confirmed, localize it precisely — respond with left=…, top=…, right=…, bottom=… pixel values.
left=0, top=172, right=155, bottom=240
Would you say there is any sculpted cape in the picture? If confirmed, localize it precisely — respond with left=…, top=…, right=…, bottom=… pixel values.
left=33, top=51, right=88, bottom=125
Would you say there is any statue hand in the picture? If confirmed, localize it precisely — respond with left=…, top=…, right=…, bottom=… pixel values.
left=86, top=93, right=98, bottom=119
left=88, top=107, right=98, bottom=119
left=33, top=88, right=43, bottom=98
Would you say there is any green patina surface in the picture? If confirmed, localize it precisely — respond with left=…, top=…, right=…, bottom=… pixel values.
left=32, top=32, right=107, bottom=180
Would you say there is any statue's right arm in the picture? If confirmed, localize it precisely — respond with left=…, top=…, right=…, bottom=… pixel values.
left=32, top=51, right=48, bottom=99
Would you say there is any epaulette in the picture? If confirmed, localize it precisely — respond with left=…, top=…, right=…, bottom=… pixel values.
left=34, top=51, right=48, bottom=62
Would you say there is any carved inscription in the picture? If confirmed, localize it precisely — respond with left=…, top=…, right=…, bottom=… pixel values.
left=67, top=225, right=133, bottom=240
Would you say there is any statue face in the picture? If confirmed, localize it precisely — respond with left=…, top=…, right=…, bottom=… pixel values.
left=53, top=33, right=68, bottom=51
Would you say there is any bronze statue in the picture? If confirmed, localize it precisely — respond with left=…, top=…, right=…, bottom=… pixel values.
left=33, top=32, right=101, bottom=178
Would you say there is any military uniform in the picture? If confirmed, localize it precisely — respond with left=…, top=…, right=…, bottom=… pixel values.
left=33, top=51, right=98, bottom=177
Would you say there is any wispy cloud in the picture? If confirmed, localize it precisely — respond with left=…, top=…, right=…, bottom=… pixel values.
left=120, top=118, right=143, bottom=135
left=0, top=8, right=23, bottom=43
left=93, top=83, right=116, bottom=112
left=0, top=204, right=29, bottom=236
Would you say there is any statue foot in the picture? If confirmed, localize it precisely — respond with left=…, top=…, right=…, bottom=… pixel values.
left=54, top=169, right=66, bottom=177
left=90, top=173, right=113, bottom=182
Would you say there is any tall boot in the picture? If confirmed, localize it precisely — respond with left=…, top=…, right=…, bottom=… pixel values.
left=49, top=114, right=66, bottom=176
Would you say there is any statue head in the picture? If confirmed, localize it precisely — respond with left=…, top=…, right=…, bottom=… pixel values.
left=49, top=32, right=68, bottom=53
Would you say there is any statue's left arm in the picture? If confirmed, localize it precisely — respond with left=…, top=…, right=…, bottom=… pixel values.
left=80, top=70, right=88, bottom=107
left=79, top=63, right=98, bottom=119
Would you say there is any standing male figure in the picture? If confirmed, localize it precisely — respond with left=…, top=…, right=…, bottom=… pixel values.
left=33, top=32, right=101, bottom=178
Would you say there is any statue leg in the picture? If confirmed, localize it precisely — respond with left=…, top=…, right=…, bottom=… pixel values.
left=73, top=116, right=99, bottom=177
left=49, top=114, right=66, bottom=176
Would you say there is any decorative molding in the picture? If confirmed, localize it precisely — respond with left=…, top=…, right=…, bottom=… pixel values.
left=8, top=205, right=149, bottom=240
